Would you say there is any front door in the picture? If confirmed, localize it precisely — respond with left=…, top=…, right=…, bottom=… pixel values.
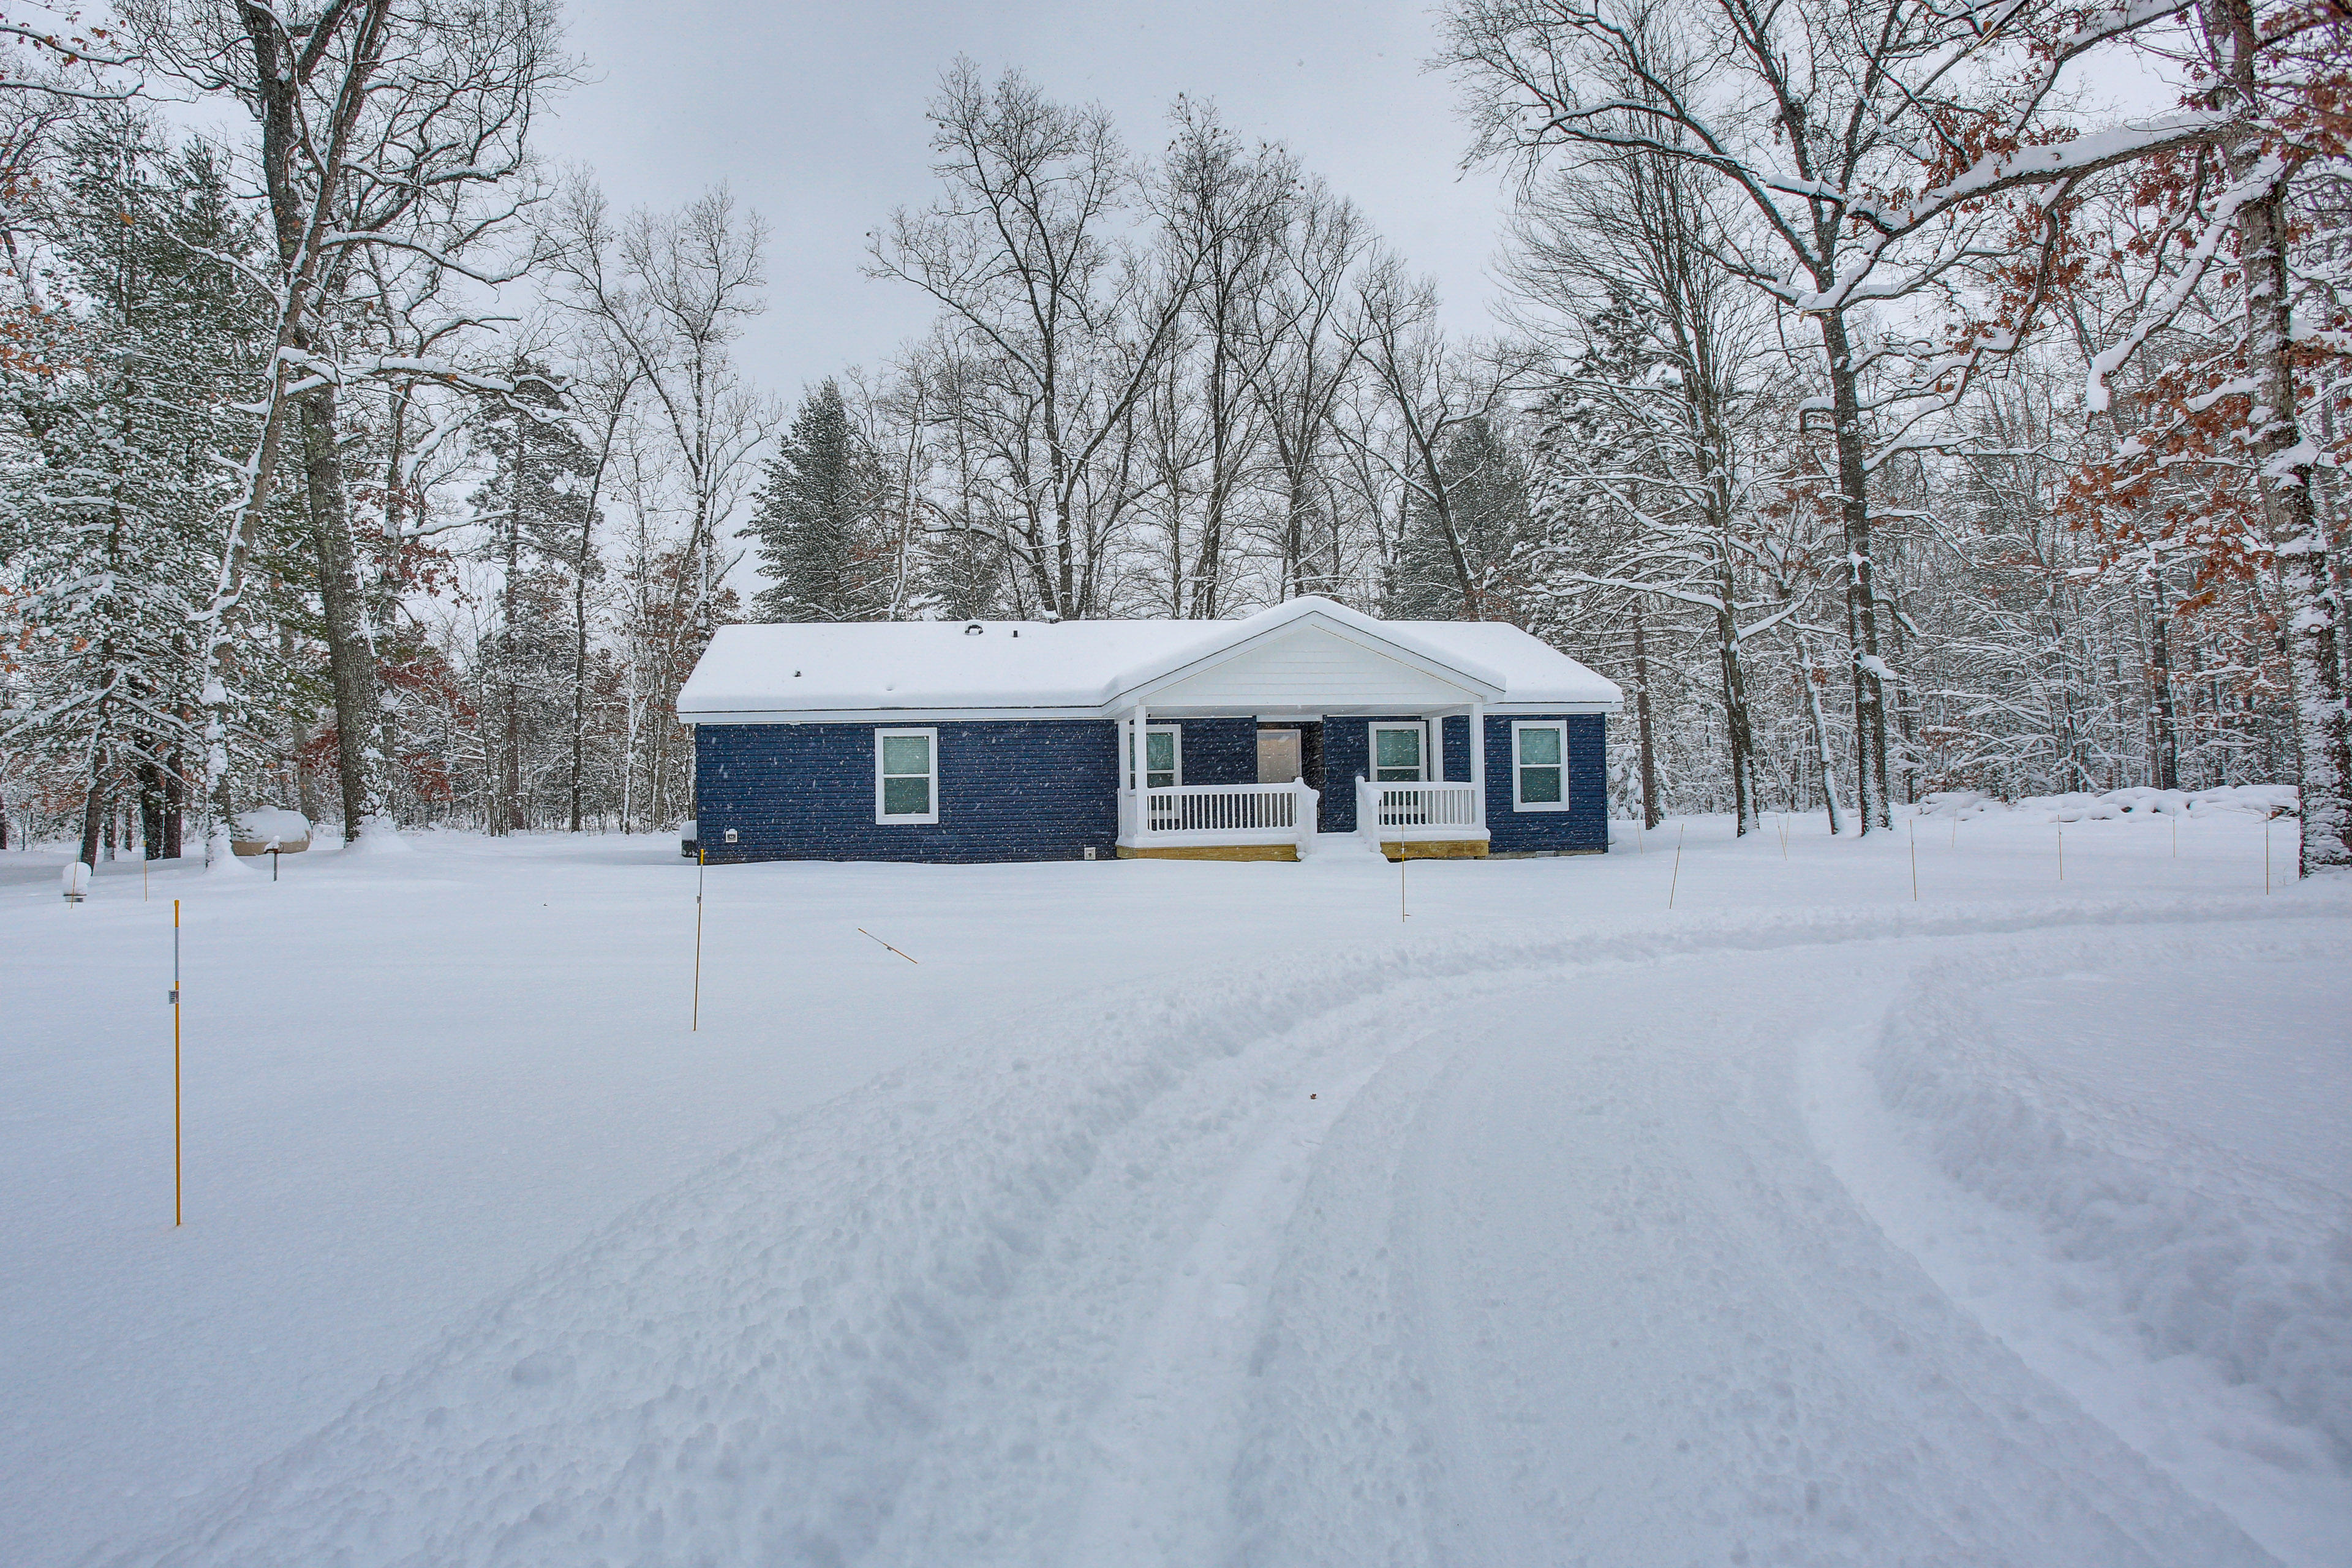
left=1257, top=728, right=1302, bottom=784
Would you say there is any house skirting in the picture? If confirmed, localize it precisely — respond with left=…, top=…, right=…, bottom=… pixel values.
left=1119, top=843, right=1300, bottom=862
left=1379, top=839, right=1490, bottom=861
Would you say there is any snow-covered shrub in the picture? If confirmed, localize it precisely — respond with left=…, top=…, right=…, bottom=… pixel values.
left=1967, top=784, right=2301, bottom=823
left=1917, top=790, right=2005, bottom=820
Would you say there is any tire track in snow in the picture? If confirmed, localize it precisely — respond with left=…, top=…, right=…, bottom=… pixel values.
left=1233, top=951, right=2282, bottom=1566
left=106, top=894, right=2339, bottom=1566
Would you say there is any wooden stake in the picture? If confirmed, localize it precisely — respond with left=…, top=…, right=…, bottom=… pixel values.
left=2057, top=824, right=2065, bottom=881
left=1909, top=816, right=1918, bottom=900
left=692, top=846, right=705, bottom=1031
left=2264, top=813, right=2272, bottom=894
left=1400, top=846, right=1408, bottom=921
left=857, top=928, right=921, bottom=963
left=172, top=899, right=181, bottom=1227
left=1668, top=821, right=1686, bottom=908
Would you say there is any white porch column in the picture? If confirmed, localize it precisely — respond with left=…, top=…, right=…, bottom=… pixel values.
left=1132, top=702, right=1149, bottom=846
left=1469, top=701, right=1487, bottom=827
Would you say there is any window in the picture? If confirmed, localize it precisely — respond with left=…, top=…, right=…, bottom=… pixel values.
left=1512, top=721, right=1570, bottom=811
left=1128, top=724, right=1181, bottom=790
left=1370, top=722, right=1427, bottom=783
left=875, top=728, right=938, bottom=824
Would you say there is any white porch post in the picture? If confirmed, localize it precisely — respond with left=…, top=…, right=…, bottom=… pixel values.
left=1469, top=700, right=1487, bottom=827
left=1132, top=702, right=1149, bottom=847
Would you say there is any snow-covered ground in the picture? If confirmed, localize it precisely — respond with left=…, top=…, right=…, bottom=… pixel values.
left=2, top=809, right=2344, bottom=1566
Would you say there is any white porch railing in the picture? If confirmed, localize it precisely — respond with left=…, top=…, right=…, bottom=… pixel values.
left=1120, top=781, right=1317, bottom=843
left=1358, top=780, right=1482, bottom=831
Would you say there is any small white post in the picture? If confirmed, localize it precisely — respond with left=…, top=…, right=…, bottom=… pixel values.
left=1468, top=701, right=1487, bottom=828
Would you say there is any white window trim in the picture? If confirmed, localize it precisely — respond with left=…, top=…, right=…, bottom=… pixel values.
left=875, top=726, right=940, bottom=824
left=1511, top=720, right=1571, bottom=812
left=1130, top=723, right=1182, bottom=790
left=1368, top=720, right=1429, bottom=783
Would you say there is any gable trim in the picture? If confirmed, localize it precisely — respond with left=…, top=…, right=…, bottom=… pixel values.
left=1107, top=608, right=1504, bottom=707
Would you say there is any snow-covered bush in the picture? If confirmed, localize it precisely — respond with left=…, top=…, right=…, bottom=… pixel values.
left=1918, top=785, right=2298, bottom=823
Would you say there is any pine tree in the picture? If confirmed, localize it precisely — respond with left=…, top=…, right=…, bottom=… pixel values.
left=467, top=361, right=595, bottom=832
left=741, top=380, right=884, bottom=622
left=1387, top=415, right=1536, bottom=620
left=0, top=111, right=271, bottom=869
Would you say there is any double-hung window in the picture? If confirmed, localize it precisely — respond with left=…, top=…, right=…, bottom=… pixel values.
left=1129, top=725, right=1180, bottom=791
left=1512, top=721, right=1570, bottom=811
left=875, top=728, right=939, bottom=824
left=1369, top=722, right=1427, bottom=783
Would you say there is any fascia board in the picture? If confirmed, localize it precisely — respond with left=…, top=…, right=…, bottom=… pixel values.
left=1485, top=701, right=1622, bottom=715
left=680, top=706, right=1106, bottom=726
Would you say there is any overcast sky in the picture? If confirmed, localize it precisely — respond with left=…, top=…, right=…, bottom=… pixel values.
left=532, top=1, right=1509, bottom=402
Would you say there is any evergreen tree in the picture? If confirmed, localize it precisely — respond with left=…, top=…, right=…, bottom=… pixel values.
left=466, top=361, right=595, bottom=832
left=1386, top=415, right=1536, bottom=620
left=741, top=380, right=884, bottom=622
left=0, top=111, right=272, bottom=867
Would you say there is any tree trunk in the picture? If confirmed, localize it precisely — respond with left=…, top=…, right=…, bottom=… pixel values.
left=77, top=768, right=107, bottom=872
left=1632, top=603, right=1661, bottom=829
left=2215, top=0, right=2351, bottom=872
left=164, top=752, right=184, bottom=859
left=300, top=383, right=386, bottom=841
left=2149, top=575, right=2181, bottom=791
left=1795, top=629, right=1849, bottom=836
left=1817, top=311, right=1893, bottom=833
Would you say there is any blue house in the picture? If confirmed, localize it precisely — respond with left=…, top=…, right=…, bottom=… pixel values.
left=677, top=597, right=1621, bottom=864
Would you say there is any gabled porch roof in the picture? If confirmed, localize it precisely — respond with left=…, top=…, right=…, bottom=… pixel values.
left=677, top=596, right=1620, bottom=723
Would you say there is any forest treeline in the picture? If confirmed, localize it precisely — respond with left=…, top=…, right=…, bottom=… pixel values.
left=2, top=2, right=2348, bottom=876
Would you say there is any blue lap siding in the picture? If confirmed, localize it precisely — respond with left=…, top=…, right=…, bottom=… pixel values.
left=693, top=710, right=1608, bottom=863
left=694, top=719, right=1118, bottom=863
left=1168, top=717, right=1258, bottom=786
left=1484, top=713, right=1609, bottom=854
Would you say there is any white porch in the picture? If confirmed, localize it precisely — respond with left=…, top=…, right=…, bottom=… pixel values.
left=1114, top=706, right=1493, bottom=862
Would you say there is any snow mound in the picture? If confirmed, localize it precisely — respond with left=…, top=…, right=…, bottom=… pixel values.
left=1919, top=785, right=2299, bottom=823
left=1872, top=954, right=2352, bottom=1463
left=337, top=815, right=410, bottom=856
left=232, top=809, right=309, bottom=848
left=60, top=860, right=89, bottom=895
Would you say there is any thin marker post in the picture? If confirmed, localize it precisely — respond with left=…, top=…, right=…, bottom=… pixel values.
left=1909, top=816, right=1918, bottom=901
left=172, top=899, right=181, bottom=1227
left=692, top=846, right=705, bottom=1031
left=1668, top=821, right=1686, bottom=909
left=857, top=929, right=920, bottom=963
left=2057, top=824, right=2065, bottom=882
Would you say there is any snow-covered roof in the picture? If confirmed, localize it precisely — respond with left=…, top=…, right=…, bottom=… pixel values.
left=678, top=597, right=1621, bottom=722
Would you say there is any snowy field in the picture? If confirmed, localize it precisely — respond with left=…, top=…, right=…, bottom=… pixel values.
left=2, top=810, right=2346, bottom=1567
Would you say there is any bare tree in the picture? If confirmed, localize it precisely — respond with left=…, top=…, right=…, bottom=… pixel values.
left=1442, top=0, right=2229, bottom=831
left=123, top=0, right=566, bottom=848
left=867, top=61, right=1200, bottom=619
left=1340, top=252, right=1529, bottom=619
